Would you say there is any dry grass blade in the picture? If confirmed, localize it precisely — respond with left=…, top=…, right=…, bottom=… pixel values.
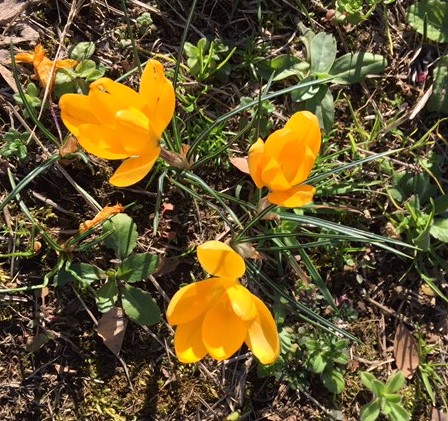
left=432, top=407, right=448, bottom=421
left=393, top=324, right=420, bottom=379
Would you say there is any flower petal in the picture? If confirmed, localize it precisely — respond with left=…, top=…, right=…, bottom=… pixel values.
left=14, top=52, right=34, bottom=63
left=260, top=155, right=291, bottom=191
left=109, top=149, right=161, bottom=187
left=166, top=277, right=235, bottom=326
left=267, top=184, right=315, bottom=208
left=140, top=60, right=175, bottom=137
left=174, top=318, right=208, bottom=363
left=88, top=77, right=146, bottom=126
left=59, top=94, right=101, bottom=137
left=76, top=123, right=130, bottom=159
left=197, top=241, right=246, bottom=278
left=248, top=138, right=266, bottom=189
left=202, top=296, right=248, bottom=360
left=225, top=285, right=257, bottom=322
left=55, top=59, right=78, bottom=69
left=285, top=111, right=321, bottom=157
left=245, top=295, right=279, bottom=364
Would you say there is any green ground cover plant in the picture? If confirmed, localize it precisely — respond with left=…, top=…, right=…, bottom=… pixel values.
left=0, top=0, right=447, bottom=419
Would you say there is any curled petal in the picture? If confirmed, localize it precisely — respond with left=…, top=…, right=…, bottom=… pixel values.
left=59, top=94, right=100, bottom=137
left=109, top=149, right=161, bottom=187
left=76, top=124, right=130, bottom=159
left=248, top=138, right=266, bottom=189
left=88, top=77, right=146, bottom=126
left=55, top=59, right=78, bottom=69
left=267, top=184, right=315, bottom=208
left=225, top=285, right=257, bottom=322
left=174, top=318, right=208, bottom=363
left=14, top=52, right=34, bottom=63
left=140, top=60, right=175, bottom=137
left=166, top=277, right=235, bottom=326
left=285, top=111, right=321, bottom=157
left=260, top=155, right=291, bottom=191
left=202, top=296, right=248, bottom=360
left=245, top=295, right=280, bottom=364
left=197, top=241, right=245, bottom=278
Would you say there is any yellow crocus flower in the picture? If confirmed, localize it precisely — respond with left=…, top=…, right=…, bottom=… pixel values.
left=166, top=241, right=280, bottom=364
left=248, top=111, right=321, bottom=208
left=59, top=59, right=175, bottom=187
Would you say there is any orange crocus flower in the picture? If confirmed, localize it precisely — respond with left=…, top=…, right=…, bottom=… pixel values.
left=167, top=241, right=280, bottom=364
left=15, top=44, right=77, bottom=90
left=59, top=59, right=175, bottom=187
left=248, top=111, right=321, bottom=208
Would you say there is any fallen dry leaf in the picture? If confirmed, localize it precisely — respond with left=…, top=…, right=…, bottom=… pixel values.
left=97, top=306, right=128, bottom=356
left=230, top=156, right=250, bottom=174
left=0, top=62, right=17, bottom=91
left=0, top=0, right=27, bottom=25
left=393, top=324, right=420, bottom=379
left=432, top=408, right=448, bottom=421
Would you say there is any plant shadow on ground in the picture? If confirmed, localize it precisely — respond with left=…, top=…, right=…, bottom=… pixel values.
left=1, top=0, right=448, bottom=420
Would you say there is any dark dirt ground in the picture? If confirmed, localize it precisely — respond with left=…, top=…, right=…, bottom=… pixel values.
left=1, top=0, right=448, bottom=420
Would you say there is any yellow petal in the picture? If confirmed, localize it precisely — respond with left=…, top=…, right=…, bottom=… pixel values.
left=248, top=138, right=266, bottom=189
left=109, top=149, right=161, bottom=187
left=88, top=77, right=146, bottom=126
left=245, top=295, right=279, bottom=364
left=14, top=52, right=34, bottom=63
left=260, top=155, right=291, bottom=191
left=59, top=94, right=100, bottom=137
left=288, top=145, right=319, bottom=187
left=225, top=285, right=257, bottom=322
left=202, top=296, right=248, bottom=360
left=174, top=318, right=208, bottom=363
left=197, top=241, right=246, bottom=278
left=286, top=111, right=321, bottom=157
left=267, top=184, right=315, bottom=208
left=140, top=60, right=175, bottom=137
left=166, top=277, right=235, bottom=326
left=115, top=108, right=160, bottom=155
left=55, top=59, right=78, bottom=69
left=76, top=124, right=130, bottom=159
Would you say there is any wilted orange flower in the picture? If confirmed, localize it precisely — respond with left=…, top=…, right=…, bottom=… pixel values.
left=248, top=111, right=321, bottom=208
left=79, top=204, right=125, bottom=234
left=166, top=240, right=279, bottom=364
left=59, top=60, right=175, bottom=187
left=15, top=44, right=77, bottom=90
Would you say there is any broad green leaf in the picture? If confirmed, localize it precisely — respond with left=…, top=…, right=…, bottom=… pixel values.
left=103, top=213, right=138, bottom=259
left=360, top=400, right=381, bottom=421
left=54, top=262, right=104, bottom=287
left=329, top=52, right=387, bottom=85
left=120, top=284, right=161, bottom=325
left=385, top=371, right=406, bottom=393
left=408, top=0, right=448, bottom=43
left=290, top=77, right=321, bottom=102
left=96, top=279, right=119, bottom=313
left=117, top=253, right=159, bottom=283
left=311, top=352, right=326, bottom=373
left=70, top=42, right=96, bottom=61
left=256, top=54, right=309, bottom=81
left=427, top=55, right=448, bottom=114
left=386, top=401, right=411, bottom=421
left=321, top=367, right=345, bottom=394
left=430, top=218, right=448, bottom=242
left=310, top=32, right=337, bottom=74
left=302, top=84, right=334, bottom=131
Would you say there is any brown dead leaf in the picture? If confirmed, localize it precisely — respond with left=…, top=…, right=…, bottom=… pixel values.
left=393, top=324, right=420, bottom=379
left=432, top=408, right=448, bottom=421
left=0, top=0, right=27, bottom=25
left=0, top=63, right=17, bottom=91
left=97, top=307, right=128, bottom=356
left=230, top=156, right=250, bottom=174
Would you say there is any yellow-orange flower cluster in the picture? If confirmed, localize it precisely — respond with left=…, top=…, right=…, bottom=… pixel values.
left=248, top=111, right=321, bottom=208
left=15, top=44, right=77, bottom=90
left=166, top=241, right=280, bottom=364
left=59, top=60, right=175, bottom=187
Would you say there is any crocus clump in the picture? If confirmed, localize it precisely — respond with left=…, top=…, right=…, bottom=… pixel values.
left=59, top=59, right=175, bottom=187
left=15, top=44, right=77, bottom=90
left=248, top=111, right=321, bottom=208
left=166, top=240, right=280, bottom=364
